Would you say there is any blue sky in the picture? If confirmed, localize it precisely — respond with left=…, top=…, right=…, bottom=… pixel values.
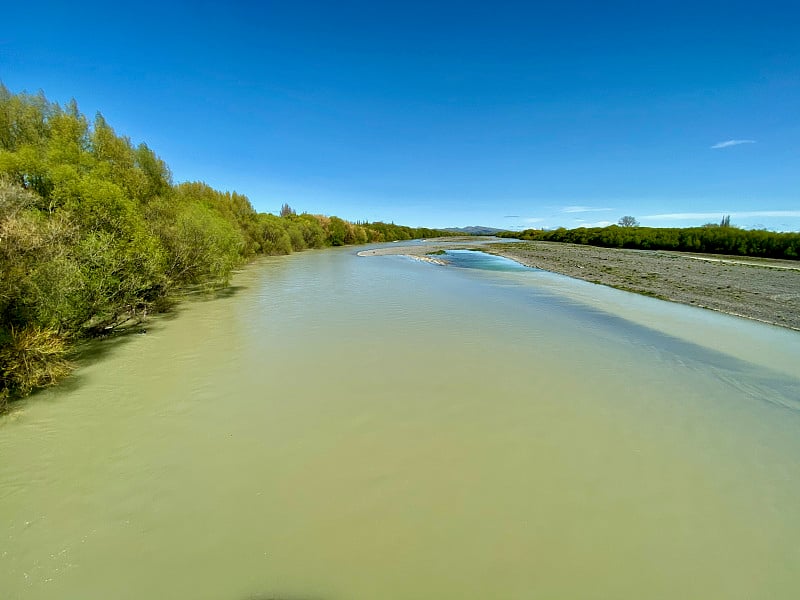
left=2, top=1, right=798, bottom=230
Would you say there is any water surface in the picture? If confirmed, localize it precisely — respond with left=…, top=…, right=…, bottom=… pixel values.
left=2, top=244, right=799, bottom=599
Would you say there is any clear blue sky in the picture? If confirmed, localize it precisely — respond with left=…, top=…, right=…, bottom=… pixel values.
left=2, top=1, right=798, bottom=230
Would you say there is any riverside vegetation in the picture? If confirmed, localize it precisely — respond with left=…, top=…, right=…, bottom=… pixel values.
left=500, top=222, right=800, bottom=259
left=0, top=86, right=451, bottom=408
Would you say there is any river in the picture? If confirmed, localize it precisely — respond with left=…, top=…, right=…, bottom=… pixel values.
left=2, top=243, right=800, bottom=599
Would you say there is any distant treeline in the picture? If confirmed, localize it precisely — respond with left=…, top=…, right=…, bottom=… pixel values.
left=498, top=225, right=800, bottom=260
left=0, top=86, right=451, bottom=406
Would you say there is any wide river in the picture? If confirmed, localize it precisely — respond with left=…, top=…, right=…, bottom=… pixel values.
left=2, top=243, right=800, bottom=599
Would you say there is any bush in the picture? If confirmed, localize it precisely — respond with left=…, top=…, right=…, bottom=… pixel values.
left=0, top=326, right=72, bottom=399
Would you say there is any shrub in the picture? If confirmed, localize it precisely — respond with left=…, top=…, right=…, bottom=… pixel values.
left=0, top=326, right=72, bottom=400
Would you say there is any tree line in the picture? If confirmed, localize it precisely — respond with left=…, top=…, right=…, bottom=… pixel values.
left=499, top=223, right=800, bottom=260
left=0, top=86, right=451, bottom=407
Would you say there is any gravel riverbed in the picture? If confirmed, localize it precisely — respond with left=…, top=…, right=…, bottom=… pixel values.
left=359, top=239, right=800, bottom=331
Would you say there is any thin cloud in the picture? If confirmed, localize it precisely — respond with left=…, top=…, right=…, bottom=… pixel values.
left=575, top=219, right=614, bottom=228
left=711, top=139, right=756, bottom=149
left=562, top=206, right=613, bottom=213
left=641, top=210, right=800, bottom=220
left=503, top=215, right=521, bottom=218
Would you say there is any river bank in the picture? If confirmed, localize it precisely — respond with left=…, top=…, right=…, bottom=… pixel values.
left=359, top=238, right=800, bottom=331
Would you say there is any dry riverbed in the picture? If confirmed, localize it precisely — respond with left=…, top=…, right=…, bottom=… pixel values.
left=359, top=239, right=800, bottom=331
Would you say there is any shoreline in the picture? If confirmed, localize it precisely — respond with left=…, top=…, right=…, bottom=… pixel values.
left=359, top=238, right=800, bottom=332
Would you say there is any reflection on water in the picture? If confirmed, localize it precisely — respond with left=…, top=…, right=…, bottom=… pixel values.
left=2, top=244, right=800, bottom=600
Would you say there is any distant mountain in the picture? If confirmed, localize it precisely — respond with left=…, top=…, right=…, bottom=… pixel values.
left=444, top=226, right=504, bottom=235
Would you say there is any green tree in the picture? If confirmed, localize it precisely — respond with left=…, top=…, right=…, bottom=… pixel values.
left=327, top=216, right=347, bottom=246
left=258, top=213, right=293, bottom=255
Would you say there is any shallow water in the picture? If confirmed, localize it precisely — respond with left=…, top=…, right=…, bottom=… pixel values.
left=2, top=244, right=800, bottom=599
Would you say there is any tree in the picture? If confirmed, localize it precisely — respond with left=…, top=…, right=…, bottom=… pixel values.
left=618, top=216, right=639, bottom=227
left=257, top=213, right=293, bottom=255
left=326, top=216, right=347, bottom=246
left=720, top=215, right=731, bottom=228
left=279, top=202, right=295, bottom=217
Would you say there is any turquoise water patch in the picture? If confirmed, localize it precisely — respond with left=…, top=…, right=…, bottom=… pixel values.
left=444, top=249, right=535, bottom=271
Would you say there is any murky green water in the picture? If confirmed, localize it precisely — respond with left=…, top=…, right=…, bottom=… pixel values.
left=2, top=244, right=800, bottom=599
